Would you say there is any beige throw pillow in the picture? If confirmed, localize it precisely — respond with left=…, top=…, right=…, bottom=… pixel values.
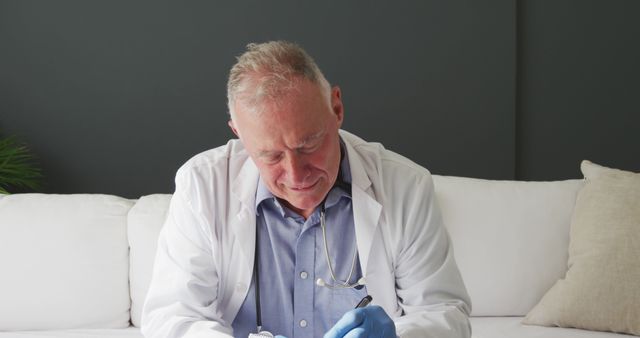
left=523, top=160, right=640, bottom=335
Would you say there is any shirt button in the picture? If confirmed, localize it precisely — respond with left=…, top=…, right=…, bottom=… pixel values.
left=299, top=319, right=308, bottom=328
left=300, top=271, right=308, bottom=279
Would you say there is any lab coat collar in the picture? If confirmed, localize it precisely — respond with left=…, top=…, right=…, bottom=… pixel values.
left=339, top=130, right=371, bottom=191
left=231, top=152, right=260, bottom=213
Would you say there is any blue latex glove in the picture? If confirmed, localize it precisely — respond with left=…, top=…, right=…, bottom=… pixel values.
left=324, top=305, right=396, bottom=338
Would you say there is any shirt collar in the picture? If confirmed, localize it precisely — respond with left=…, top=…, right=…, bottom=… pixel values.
left=255, top=176, right=276, bottom=213
left=255, top=137, right=352, bottom=216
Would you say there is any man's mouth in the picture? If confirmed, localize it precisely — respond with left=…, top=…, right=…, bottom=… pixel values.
left=290, top=180, right=319, bottom=191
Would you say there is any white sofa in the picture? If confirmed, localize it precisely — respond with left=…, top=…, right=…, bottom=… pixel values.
left=0, top=175, right=630, bottom=338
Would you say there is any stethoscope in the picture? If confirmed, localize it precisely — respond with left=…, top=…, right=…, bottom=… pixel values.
left=252, top=150, right=365, bottom=335
left=314, top=201, right=366, bottom=289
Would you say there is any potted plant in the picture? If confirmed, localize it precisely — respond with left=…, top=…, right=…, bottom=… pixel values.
left=0, top=136, right=43, bottom=194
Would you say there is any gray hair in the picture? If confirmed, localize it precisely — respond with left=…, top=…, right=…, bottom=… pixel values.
left=227, top=41, right=331, bottom=118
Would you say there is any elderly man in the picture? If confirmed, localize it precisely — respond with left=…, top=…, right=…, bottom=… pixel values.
left=141, top=41, right=471, bottom=338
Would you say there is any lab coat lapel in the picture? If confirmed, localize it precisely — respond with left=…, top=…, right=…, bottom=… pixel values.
left=341, top=131, right=382, bottom=273
left=352, top=186, right=382, bottom=275
left=230, top=156, right=260, bottom=270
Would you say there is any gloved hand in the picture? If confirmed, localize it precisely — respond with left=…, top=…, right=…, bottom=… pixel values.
left=324, top=305, right=396, bottom=338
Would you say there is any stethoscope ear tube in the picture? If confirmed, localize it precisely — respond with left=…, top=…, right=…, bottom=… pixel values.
left=318, top=202, right=365, bottom=289
left=253, top=222, right=263, bottom=332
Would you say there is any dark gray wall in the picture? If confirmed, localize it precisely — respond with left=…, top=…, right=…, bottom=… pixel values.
left=516, top=0, right=640, bottom=180
left=1, top=1, right=637, bottom=198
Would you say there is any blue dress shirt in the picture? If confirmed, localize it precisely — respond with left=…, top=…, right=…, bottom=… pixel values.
left=232, top=141, right=367, bottom=338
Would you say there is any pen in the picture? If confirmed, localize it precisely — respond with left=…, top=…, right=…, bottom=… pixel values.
left=354, top=295, right=373, bottom=308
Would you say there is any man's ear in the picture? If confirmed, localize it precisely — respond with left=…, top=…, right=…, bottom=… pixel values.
left=331, top=86, right=344, bottom=128
left=228, top=119, right=240, bottom=138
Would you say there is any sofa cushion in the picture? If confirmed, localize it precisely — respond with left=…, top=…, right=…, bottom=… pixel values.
left=127, top=194, right=172, bottom=327
left=524, top=161, right=640, bottom=335
left=0, top=194, right=133, bottom=330
left=471, top=317, right=631, bottom=338
left=0, top=326, right=143, bottom=338
left=433, top=175, right=584, bottom=316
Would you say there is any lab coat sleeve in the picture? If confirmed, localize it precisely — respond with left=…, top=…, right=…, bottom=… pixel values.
left=392, top=173, right=472, bottom=338
left=141, top=186, right=233, bottom=338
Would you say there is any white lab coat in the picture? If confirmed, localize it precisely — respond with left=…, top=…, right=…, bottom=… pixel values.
left=141, top=130, right=471, bottom=338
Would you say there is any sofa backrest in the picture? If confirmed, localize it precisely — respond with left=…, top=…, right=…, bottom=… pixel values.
left=128, top=176, right=585, bottom=320
left=0, top=175, right=585, bottom=330
left=127, top=194, right=172, bottom=327
left=433, top=175, right=584, bottom=316
left=0, top=193, right=134, bottom=331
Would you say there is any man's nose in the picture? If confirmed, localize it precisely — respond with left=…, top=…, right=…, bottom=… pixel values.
left=285, top=154, right=310, bottom=184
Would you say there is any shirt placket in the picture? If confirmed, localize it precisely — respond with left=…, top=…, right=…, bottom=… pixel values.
left=292, top=213, right=318, bottom=337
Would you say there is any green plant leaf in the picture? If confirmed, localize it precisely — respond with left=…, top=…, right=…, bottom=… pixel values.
left=0, top=136, right=43, bottom=194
